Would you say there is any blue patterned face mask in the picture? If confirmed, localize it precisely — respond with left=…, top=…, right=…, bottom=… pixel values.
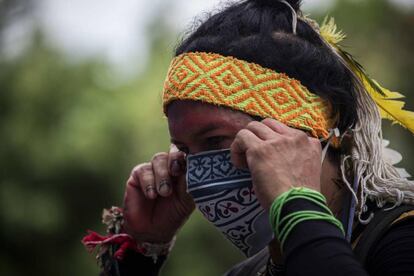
left=186, top=149, right=274, bottom=257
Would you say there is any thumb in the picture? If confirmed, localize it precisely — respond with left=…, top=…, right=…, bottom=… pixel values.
left=174, top=173, right=188, bottom=198
left=169, top=144, right=186, bottom=177
left=173, top=173, right=195, bottom=212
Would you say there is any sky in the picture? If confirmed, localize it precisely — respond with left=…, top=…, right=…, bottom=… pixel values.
left=32, top=0, right=330, bottom=71
left=3, top=0, right=413, bottom=72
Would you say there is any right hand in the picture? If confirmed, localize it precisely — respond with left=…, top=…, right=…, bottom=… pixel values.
left=122, top=145, right=195, bottom=243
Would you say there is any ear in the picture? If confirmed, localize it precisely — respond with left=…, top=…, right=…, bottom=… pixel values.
left=339, top=132, right=354, bottom=155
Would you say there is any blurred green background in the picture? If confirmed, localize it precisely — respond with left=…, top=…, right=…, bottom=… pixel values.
left=0, top=0, right=413, bottom=275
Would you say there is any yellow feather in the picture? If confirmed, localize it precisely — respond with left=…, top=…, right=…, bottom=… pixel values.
left=364, top=79, right=414, bottom=133
left=320, top=17, right=414, bottom=134
left=320, top=17, right=346, bottom=45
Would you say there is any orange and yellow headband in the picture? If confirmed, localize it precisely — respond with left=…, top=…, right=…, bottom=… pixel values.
left=162, top=52, right=334, bottom=140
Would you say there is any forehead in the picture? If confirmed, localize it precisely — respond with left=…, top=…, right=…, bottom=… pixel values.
left=167, top=100, right=253, bottom=139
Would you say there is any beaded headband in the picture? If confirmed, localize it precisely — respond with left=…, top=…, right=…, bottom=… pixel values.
left=162, top=52, right=334, bottom=140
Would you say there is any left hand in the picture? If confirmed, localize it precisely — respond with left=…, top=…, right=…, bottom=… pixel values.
left=230, top=118, right=323, bottom=209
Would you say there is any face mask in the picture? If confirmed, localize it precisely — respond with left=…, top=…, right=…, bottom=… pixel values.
left=186, top=149, right=273, bottom=257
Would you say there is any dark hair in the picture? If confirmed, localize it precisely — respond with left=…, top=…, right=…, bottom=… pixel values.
left=175, top=0, right=358, bottom=133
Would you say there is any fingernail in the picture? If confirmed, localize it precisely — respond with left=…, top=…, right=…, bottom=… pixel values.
left=146, top=186, right=157, bottom=199
left=170, top=144, right=179, bottom=152
left=159, top=181, right=171, bottom=195
left=171, top=160, right=181, bottom=176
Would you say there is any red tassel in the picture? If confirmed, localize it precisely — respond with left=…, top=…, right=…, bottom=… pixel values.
left=81, top=230, right=145, bottom=260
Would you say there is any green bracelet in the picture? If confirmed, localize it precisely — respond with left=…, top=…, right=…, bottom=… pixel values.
left=278, top=211, right=344, bottom=248
left=269, top=187, right=327, bottom=234
left=269, top=187, right=345, bottom=250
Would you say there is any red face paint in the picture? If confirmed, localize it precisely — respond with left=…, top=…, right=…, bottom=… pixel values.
left=167, top=100, right=253, bottom=155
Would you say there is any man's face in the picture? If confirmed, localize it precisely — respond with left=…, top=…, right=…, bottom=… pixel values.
left=167, top=100, right=254, bottom=155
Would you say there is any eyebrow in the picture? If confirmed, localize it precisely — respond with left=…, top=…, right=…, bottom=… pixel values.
left=170, top=122, right=226, bottom=144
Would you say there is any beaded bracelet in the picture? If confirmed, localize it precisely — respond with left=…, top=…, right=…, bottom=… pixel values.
left=269, top=187, right=345, bottom=250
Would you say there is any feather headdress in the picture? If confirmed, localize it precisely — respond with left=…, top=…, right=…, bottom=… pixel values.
left=320, top=17, right=414, bottom=134
left=310, top=16, right=414, bottom=225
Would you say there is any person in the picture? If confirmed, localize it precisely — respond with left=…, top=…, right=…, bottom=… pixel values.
left=82, top=0, right=414, bottom=275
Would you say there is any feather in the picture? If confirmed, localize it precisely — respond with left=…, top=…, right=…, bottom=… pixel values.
left=320, top=17, right=346, bottom=45
left=396, top=168, right=412, bottom=179
left=382, top=139, right=412, bottom=179
left=382, top=139, right=403, bottom=165
left=320, top=17, right=414, bottom=134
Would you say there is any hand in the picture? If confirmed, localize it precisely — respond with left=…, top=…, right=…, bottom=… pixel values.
left=230, top=118, right=322, bottom=209
left=122, top=145, right=195, bottom=243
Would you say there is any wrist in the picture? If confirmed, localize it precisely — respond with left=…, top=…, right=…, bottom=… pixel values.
left=269, top=187, right=344, bottom=250
left=83, top=206, right=177, bottom=265
left=124, top=229, right=177, bottom=244
left=137, top=236, right=176, bottom=263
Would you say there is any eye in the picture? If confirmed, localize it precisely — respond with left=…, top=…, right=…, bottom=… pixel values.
left=205, top=136, right=226, bottom=150
left=176, top=146, right=189, bottom=154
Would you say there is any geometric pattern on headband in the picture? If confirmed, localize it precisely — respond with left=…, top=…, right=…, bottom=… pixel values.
left=163, top=52, right=333, bottom=139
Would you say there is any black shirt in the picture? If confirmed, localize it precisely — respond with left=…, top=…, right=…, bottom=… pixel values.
left=113, top=199, right=414, bottom=276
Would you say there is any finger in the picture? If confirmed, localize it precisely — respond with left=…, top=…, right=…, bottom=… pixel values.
left=230, top=129, right=262, bottom=169
left=124, top=176, right=147, bottom=214
left=261, top=118, right=295, bottom=136
left=168, top=145, right=190, bottom=200
left=168, top=144, right=186, bottom=177
left=132, top=163, right=157, bottom=199
left=232, top=129, right=263, bottom=154
left=123, top=178, right=151, bottom=237
left=245, top=121, right=279, bottom=140
left=174, top=173, right=192, bottom=201
left=151, top=152, right=173, bottom=197
left=309, top=137, right=322, bottom=153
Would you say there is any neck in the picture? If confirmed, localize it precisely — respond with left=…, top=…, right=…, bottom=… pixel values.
left=321, top=157, right=346, bottom=218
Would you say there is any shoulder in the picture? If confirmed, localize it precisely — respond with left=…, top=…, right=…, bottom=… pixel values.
left=364, top=206, right=414, bottom=276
